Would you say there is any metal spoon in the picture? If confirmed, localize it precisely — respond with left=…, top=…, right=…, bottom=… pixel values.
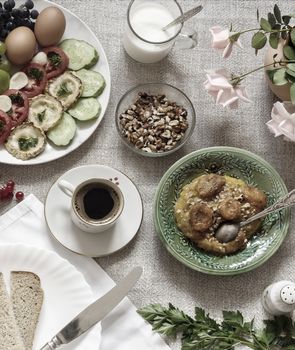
left=162, top=5, right=203, bottom=31
left=215, top=189, right=295, bottom=243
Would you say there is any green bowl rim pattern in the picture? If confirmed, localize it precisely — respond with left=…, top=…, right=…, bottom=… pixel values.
left=153, top=146, right=290, bottom=276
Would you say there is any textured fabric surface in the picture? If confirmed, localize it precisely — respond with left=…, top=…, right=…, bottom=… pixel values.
left=1, top=1, right=295, bottom=349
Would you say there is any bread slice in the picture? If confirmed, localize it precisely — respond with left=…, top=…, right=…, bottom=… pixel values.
left=10, top=272, right=44, bottom=350
left=0, top=273, right=25, bottom=350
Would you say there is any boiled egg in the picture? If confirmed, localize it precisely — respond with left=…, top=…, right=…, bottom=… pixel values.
left=5, top=27, right=36, bottom=65
left=34, top=7, right=66, bottom=47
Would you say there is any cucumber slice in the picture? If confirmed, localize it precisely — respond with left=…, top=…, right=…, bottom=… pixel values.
left=68, top=98, right=101, bottom=121
left=47, top=112, right=77, bottom=146
left=59, top=39, right=99, bottom=71
left=73, top=69, right=106, bottom=97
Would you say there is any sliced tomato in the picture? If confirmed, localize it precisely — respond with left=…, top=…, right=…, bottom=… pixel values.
left=21, top=63, right=47, bottom=98
left=3, top=89, right=29, bottom=127
left=0, top=111, right=12, bottom=144
left=42, top=47, right=69, bottom=80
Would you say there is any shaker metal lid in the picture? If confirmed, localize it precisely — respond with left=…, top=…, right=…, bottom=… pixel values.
left=280, top=284, right=295, bottom=305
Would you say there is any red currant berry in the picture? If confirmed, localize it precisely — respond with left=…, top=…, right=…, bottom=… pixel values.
left=6, top=180, right=15, bottom=189
left=15, top=191, right=24, bottom=201
left=2, top=186, right=10, bottom=198
left=6, top=192, right=13, bottom=200
left=0, top=187, right=5, bottom=200
left=6, top=184, right=14, bottom=194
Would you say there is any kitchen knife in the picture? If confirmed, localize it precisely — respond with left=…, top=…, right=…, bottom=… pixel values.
left=40, top=266, right=143, bottom=350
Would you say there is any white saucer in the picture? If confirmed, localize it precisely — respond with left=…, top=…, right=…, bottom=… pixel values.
left=44, top=165, right=143, bottom=257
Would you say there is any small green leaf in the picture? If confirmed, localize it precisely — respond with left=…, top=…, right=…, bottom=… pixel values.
left=284, top=45, right=295, bottom=60
left=252, top=32, right=267, bottom=49
left=283, top=15, right=291, bottom=25
left=229, top=32, right=240, bottom=42
left=291, top=28, right=295, bottom=46
left=274, top=4, right=282, bottom=22
left=260, top=18, right=272, bottom=32
left=269, top=32, right=279, bottom=49
left=286, top=73, right=295, bottom=84
left=287, top=63, right=295, bottom=72
left=267, top=69, right=276, bottom=82
left=273, top=68, right=288, bottom=85
left=286, top=69, right=295, bottom=78
left=281, top=27, right=288, bottom=40
left=268, top=12, right=276, bottom=28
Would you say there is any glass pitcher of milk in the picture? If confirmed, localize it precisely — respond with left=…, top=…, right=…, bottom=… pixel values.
left=123, top=0, right=198, bottom=64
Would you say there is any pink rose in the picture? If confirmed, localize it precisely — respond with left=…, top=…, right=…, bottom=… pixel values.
left=209, top=26, right=242, bottom=59
left=267, top=102, right=295, bottom=142
left=204, top=69, right=252, bottom=109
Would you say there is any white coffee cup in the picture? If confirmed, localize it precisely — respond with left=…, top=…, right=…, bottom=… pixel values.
left=58, top=178, right=124, bottom=233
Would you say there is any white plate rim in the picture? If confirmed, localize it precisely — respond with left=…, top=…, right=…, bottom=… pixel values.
left=0, top=243, right=102, bottom=349
left=0, top=0, right=111, bottom=166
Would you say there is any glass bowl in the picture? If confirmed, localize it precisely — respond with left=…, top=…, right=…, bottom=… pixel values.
left=115, top=83, right=196, bottom=157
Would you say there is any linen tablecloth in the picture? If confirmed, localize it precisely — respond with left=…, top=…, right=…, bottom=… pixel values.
left=1, top=1, right=295, bottom=349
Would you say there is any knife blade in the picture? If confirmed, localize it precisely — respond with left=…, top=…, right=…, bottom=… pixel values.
left=40, top=266, right=143, bottom=350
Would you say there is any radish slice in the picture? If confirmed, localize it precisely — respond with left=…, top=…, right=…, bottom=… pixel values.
left=0, top=95, right=12, bottom=112
left=9, top=72, right=29, bottom=90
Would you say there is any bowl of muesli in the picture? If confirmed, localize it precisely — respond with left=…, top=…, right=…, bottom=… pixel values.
left=154, top=147, right=290, bottom=275
left=115, top=83, right=196, bottom=157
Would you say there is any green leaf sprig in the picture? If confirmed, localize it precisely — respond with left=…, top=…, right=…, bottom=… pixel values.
left=228, top=4, right=294, bottom=53
left=222, top=4, right=295, bottom=103
left=138, top=303, right=295, bottom=350
left=57, top=83, right=72, bottom=97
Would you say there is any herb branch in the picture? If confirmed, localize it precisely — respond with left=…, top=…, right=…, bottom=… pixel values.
left=57, top=83, right=72, bottom=97
left=138, top=304, right=295, bottom=350
left=48, top=52, right=61, bottom=67
left=18, top=137, right=38, bottom=151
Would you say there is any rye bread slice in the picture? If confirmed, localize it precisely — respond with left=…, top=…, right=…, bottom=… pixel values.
left=11, top=272, right=44, bottom=350
left=0, top=273, right=25, bottom=350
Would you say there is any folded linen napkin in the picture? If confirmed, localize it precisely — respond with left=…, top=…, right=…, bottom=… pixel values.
left=0, top=194, right=170, bottom=350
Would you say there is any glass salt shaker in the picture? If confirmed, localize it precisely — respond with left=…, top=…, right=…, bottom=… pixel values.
left=262, top=281, right=295, bottom=316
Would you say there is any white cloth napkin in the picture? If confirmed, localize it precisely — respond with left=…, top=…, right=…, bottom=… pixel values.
left=0, top=194, right=170, bottom=350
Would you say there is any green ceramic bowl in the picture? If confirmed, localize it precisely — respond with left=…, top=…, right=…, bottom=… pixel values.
left=154, top=147, right=290, bottom=275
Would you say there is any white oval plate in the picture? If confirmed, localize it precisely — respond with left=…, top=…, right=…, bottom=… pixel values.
left=0, top=0, right=111, bottom=165
left=0, top=243, right=101, bottom=349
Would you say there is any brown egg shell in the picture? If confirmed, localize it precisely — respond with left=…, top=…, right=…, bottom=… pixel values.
left=5, top=27, right=37, bottom=65
left=34, top=6, right=66, bottom=47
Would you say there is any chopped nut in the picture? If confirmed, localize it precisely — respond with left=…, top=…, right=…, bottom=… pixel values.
left=119, top=92, right=189, bottom=154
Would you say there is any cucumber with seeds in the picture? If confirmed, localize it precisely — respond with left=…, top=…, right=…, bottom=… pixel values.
left=74, top=69, right=106, bottom=97
left=47, top=112, right=77, bottom=146
left=68, top=98, right=101, bottom=121
left=59, top=39, right=99, bottom=71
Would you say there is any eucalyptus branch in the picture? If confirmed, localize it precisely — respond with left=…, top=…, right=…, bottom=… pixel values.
left=231, top=60, right=295, bottom=86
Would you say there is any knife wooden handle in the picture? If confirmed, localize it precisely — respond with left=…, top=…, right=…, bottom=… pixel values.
left=40, top=336, right=62, bottom=350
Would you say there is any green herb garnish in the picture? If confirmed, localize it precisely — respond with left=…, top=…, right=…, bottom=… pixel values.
left=48, top=52, right=61, bottom=67
left=10, top=93, right=24, bottom=106
left=138, top=303, right=295, bottom=349
left=57, top=83, right=72, bottom=97
left=18, top=137, right=38, bottom=151
left=37, top=110, right=46, bottom=123
left=0, top=120, right=4, bottom=131
left=28, top=68, right=43, bottom=82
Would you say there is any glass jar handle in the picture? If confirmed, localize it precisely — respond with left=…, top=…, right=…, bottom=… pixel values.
left=174, top=28, right=198, bottom=50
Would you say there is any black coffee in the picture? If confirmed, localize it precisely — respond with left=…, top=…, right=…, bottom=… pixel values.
left=83, top=187, right=114, bottom=220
